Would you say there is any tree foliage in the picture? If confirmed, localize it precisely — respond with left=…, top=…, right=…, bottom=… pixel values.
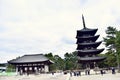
left=98, top=51, right=116, bottom=68
left=103, top=26, right=120, bottom=70
left=64, top=51, right=78, bottom=70
left=44, top=51, right=79, bottom=71
left=103, top=26, right=117, bottom=49
left=6, top=64, right=15, bottom=72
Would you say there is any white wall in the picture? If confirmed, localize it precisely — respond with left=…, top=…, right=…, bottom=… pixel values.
left=44, top=65, right=49, bottom=72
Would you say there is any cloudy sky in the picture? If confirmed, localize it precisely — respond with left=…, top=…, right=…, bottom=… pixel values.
left=0, top=0, right=120, bottom=63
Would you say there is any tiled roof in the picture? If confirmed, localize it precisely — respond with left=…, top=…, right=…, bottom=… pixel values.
left=8, top=54, right=53, bottom=64
left=78, top=56, right=106, bottom=62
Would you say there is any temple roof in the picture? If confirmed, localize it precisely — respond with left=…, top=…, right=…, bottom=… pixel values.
left=77, top=41, right=102, bottom=50
left=77, top=28, right=98, bottom=32
left=77, top=41, right=102, bottom=46
left=77, top=48, right=104, bottom=55
left=76, top=35, right=99, bottom=39
left=76, top=35, right=99, bottom=43
left=77, top=28, right=98, bottom=36
left=77, top=15, right=98, bottom=36
left=78, top=56, right=106, bottom=62
left=8, top=54, right=54, bottom=64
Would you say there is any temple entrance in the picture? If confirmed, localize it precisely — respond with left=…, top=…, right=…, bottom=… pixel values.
left=17, top=65, right=47, bottom=75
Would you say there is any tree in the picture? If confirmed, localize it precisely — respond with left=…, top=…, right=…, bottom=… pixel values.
left=44, top=53, right=56, bottom=71
left=98, top=52, right=117, bottom=68
left=45, top=51, right=80, bottom=71
left=64, top=51, right=79, bottom=70
left=6, top=64, right=15, bottom=72
left=104, top=26, right=120, bottom=72
left=115, top=31, right=120, bottom=72
left=54, top=55, right=65, bottom=70
left=44, top=53, right=65, bottom=71
left=104, top=26, right=117, bottom=50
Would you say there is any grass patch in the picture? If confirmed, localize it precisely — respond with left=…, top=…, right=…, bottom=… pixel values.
left=0, top=72, right=16, bottom=76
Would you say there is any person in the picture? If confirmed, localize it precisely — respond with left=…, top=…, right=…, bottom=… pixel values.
left=70, top=71, right=72, bottom=76
left=74, top=71, right=76, bottom=76
left=85, top=69, right=88, bottom=75
left=87, top=67, right=90, bottom=75
left=78, top=71, right=81, bottom=76
left=88, top=69, right=90, bottom=75
left=100, top=69, right=103, bottom=76
left=52, top=72, right=54, bottom=75
left=111, top=67, right=115, bottom=74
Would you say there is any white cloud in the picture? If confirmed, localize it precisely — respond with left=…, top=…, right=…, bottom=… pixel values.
left=0, top=0, right=120, bottom=62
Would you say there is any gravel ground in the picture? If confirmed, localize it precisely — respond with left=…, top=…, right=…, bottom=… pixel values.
left=0, top=73, right=69, bottom=80
left=70, top=72, right=120, bottom=80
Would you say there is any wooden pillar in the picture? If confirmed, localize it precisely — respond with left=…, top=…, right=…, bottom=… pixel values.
left=20, top=67, right=23, bottom=75
left=43, top=65, right=45, bottom=73
left=32, top=66, right=34, bottom=74
left=16, top=66, right=18, bottom=75
left=27, top=64, right=29, bottom=75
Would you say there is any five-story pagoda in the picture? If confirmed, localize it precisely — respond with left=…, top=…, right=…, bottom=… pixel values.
left=76, top=15, right=105, bottom=69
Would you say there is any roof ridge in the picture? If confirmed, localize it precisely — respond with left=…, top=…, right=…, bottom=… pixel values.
left=24, top=53, right=43, bottom=56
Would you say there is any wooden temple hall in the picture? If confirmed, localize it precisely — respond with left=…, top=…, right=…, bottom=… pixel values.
left=8, top=54, right=54, bottom=75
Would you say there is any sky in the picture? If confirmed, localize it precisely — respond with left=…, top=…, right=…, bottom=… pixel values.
left=0, top=0, right=120, bottom=63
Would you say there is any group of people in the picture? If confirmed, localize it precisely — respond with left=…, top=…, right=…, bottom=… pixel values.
left=69, top=69, right=90, bottom=77
left=69, top=67, right=116, bottom=77
left=85, top=68, right=90, bottom=75
left=70, top=71, right=81, bottom=76
left=100, top=67, right=116, bottom=75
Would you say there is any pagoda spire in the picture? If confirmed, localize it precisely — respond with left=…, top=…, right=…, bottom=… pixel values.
left=82, top=14, right=86, bottom=29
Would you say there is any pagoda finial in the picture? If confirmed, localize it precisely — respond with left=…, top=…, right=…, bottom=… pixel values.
left=82, top=14, right=86, bottom=29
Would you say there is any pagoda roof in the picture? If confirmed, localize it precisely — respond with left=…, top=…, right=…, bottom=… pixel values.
left=76, top=35, right=99, bottom=39
left=8, top=54, right=54, bottom=64
left=77, top=28, right=98, bottom=32
left=77, top=41, right=102, bottom=46
left=76, top=35, right=99, bottom=43
left=77, top=41, right=102, bottom=50
left=77, top=15, right=98, bottom=36
left=77, top=48, right=104, bottom=56
left=77, top=28, right=98, bottom=37
left=78, top=56, right=106, bottom=62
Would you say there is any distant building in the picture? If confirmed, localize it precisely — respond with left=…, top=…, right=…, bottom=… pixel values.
left=0, top=63, right=7, bottom=72
left=0, top=67, right=6, bottom=72
left=8, top=54, right=53, bottom=75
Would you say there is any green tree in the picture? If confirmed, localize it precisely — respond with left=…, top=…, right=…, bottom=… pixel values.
left=104, top=26, right=120, bottom=72
left=98, top=52, right=116, bottom=68
left=45, top=53, right=65, bottom=71
left=54, top=55, right=64, bottom=70
left=45, top=51, right=80, bottom=71
left=115, top=31, right=120, bottom=72
left=64, top=51, right=78, bottom=70
left=44, top=53, right=56, bottom=71
left=104, top=26, right=117, bottom=49
left=6, top=64, right=15, bottom=72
